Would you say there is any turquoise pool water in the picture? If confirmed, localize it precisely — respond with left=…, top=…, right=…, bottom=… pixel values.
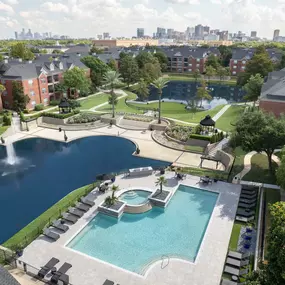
left=68, top=185, right=218, bottom=274
left=119, top=190, right=150, bottom=205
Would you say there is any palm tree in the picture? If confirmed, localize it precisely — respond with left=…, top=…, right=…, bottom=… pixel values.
left=155, top=176, right=167, bottom=194
left=151, top=77, right=169, bottom=124
left=133, top=78, right=149, bottom=101
left=105, top=184, right=119, bottom=206
left=103, top=71, right=122, bottom=118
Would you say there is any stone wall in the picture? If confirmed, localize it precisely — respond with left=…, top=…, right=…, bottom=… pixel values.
left=215, top=149, right=234, bottom=172
left=187, top=138, right=209, bottom=148
left=41, top=116, right=66, bottom=125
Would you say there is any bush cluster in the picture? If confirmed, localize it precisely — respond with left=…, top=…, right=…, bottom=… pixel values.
left=124, top=115, right=153, bottom=122
left=210, top=132, right=224, bottom=143
left=42, top=110, right=80, bottom=119
left=2, top=114, right=11, bottom=126
left=23, top=109, right=29, bottom=114
left=67, top=113, right=99, bottom=124
left=34, top=104, right=44, bottom=111
left=189, top=134, right=211, bottom=141
left=49, top=100, right=60, bottom=106
left=166, top=125, right=193, bottom=142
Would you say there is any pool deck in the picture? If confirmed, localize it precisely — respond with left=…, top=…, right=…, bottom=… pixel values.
left=18, top=172, right=241, bottom=285
left=2, top=125, right=224, bottom=170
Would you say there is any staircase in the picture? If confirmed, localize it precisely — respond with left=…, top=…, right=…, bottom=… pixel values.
left=206, top=138, right=229, bottom=157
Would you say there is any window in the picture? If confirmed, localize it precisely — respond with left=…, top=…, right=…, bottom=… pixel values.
left=189, top=69, right=192, bottom=72
left=233, top=71, right=236, bottom=75
left=2, top=90, right=7, bottom=96
left=241, top=66, right=245, bottom=69
left=184, top=58, right=188, bottom=62
left=41, top=78, right=46, bottom=84
left=30, top=91, right=35, bottom=96
left=4, top=100, right=9, bottom=106
left=189, top=63, right=192, bottom=66
left=43, top=98, right=48, bottom=105
left=31, top=101, right=36, bottom=106
left=196, top=58, right=200, bottom=62
left=177, top=58, right=182, bottom=62
left=1, top=79, right=5, bottom=84
left=50, top=63, right=54, bottom=71
left=196, top=64, right=200, bottom=67
left=233, top=65, right=237, bottom=69
left=242, top=60, right=246, bottom=64
left=28, top=80, right=33, bottom=85
left=42, top=88, right=46, bottom=94
left=59, top=63, right=63, bottom=70
left=234, top=60, right=237, bottom=63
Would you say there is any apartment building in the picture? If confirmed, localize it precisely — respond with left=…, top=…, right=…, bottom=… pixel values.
left=0, top=54, right=90, bottom=110
left=93, top=39, right=159, bottom=48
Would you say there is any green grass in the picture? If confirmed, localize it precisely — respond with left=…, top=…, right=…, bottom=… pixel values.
left=164, top=75, right=237, bottom=85
left=215, top=105, right=245, bottom=132
left=3, top=182, right=98, bottom=250
left=79, top=93, right=109, bottom=110
left=184, top=145, right=204, bottom=153
left=229, top=222, right=243, bottom=251
left=264, top=188, right=281, bottom=259
left=177, top=166, right=228, bottom=180
left=243, top=154, right=278, bottom=184
left=0, top=125, right=9, bottom=135
left=227, top=147, right=247, bottom=182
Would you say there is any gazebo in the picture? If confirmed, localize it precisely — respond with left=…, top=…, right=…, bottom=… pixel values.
left=58, top=98, right=71, bottom=114
left=200, top=115, right=215, bottom=132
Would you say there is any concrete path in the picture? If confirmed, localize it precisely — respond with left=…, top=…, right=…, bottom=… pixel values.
left=212, top=104, right=231, bottom=121
left=164, top=117, right=197, bottom=126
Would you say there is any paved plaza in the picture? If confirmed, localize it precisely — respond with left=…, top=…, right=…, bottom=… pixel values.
left=18, top=172, right=241, bottom=285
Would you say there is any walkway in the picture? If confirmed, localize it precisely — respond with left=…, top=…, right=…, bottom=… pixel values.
left=212, top=104, right=231, bottom=121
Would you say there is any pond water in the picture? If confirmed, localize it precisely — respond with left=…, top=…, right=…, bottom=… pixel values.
left=0, top=136, right=169, bottom=244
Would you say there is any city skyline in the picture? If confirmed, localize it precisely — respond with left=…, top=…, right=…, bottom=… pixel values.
left=0, top=0, right=285, bottom=39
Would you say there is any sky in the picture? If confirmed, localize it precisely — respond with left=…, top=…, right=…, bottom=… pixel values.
left=0, top=0, right=285, bottom=39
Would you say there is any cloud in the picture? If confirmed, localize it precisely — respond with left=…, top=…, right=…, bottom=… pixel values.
left=184, top=12, right=201, bottom=21
left=210, top=0, right=222, bottom=4
left=5, top=0, right=18, bottom=4
left=165, top=0, right=200, bottom=4
left=0, top=16, right=18, bottom=27
left=20, top=11, right=44, bottom=18
left=41, top=2, right=69, bottom=13
left=0, top=1, right=14, bottom=13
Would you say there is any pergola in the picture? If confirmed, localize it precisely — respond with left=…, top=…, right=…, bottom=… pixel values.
left=200, top=115, right=216, bottom=131
left=58, top=98, right=71, bottom=113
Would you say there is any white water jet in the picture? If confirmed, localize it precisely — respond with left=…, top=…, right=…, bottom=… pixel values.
left=6, top=141, right=17, bottom=165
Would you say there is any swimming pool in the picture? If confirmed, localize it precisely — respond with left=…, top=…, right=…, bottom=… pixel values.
left=119, top=190, right=151, bottom=205
left=68, top=185, right=218, bottom=274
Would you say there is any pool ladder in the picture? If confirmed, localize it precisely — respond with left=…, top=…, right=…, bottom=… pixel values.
left=161, top=255, right=170, bottom=269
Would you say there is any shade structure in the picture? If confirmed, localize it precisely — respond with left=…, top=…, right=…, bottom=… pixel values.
left=58, top=98, right=71, bottom=113
left=200, top=115, right=215, bottom=127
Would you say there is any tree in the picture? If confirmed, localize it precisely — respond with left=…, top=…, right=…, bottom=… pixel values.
left=133, top=78, right=149, bottom=100
left=196, top=80, right=212, bottom=107
left=151, top=77, right=169, bottom=124
left=12, top=81, right=30, bottom=111
left=205, top=66, right=216, bottom=82
left=188, top=99, right=199, bottom=118
left=10, top=43, right=34, bottom=60
left=0, top=54, right=3, bottom=61
left=153, top=51, right=168, bottom=72
left=243, top=74, right=264, bottom=106
left=231, top=110, right=285, bottom=173
left=63, top=67, right=90, bottom=96
left=89, top=45, right=103, bottom=55
left=218, top=45, right=232, bottom=67
left=278, top=53, right=285, bottom=70
left=136, top=51, right=155, bottom=69
left=140, top=60, right=161, bottom=84
left=217, top=66, right=229, bottom=83
left=103, top=70, right=122, bottom=118
left=276, top=146, right=285, bottom=190
left=192, top=70, right=201, bottom=84
left=105, top=185, right=119, bottom=206
left=155, top=176, right=167, bottom=194
left=81, top=56, right=109, bottom=88
left=206, top=54, right=220, bottom=69
left=119, top=55, right=139, bottom=87
left=54, top=83, right=67, bottom=97
left=108, top=59, right=117, bottom=71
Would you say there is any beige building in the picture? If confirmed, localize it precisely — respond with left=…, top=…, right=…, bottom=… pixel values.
left=93, top=39, right=159, bottom=48
left=187, top=40, right=233, bottom=46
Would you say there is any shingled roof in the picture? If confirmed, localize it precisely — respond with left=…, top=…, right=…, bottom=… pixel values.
left=0, top=266, right=21, bottom=285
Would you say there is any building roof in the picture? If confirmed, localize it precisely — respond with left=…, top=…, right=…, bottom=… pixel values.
left=231, top=49, right=254, bottom=60
left=65, top=44, right=90, bottom=54
left=0, top=266, right=21, bottom=285
left=163, top=47, right=208, bottom=58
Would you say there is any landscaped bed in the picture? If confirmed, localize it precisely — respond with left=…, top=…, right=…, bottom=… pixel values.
left=123, top=115, right=153, bottom=122
left=67, top=112, right=100, bottom=124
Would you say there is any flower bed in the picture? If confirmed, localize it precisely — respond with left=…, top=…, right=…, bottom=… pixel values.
left=67, top=112, right=100, bottom=124
left=165, top=125, right=193, bottom=142
left=123, top=115, right=153, bottom=122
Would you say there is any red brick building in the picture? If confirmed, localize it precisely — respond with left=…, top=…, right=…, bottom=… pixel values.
left=0, top=54, right=90, bottom=110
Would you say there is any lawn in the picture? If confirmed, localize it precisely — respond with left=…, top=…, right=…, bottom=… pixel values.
left=184, top=145, right=205, bottom=153
left=228, top=222, right=243, bottom=251
left=177, top=166, right=228, bottom=180
left=79, top=93, right=109, bottom=110
left=264, top=188, right=281, bottom=259
left=0, top=125, right=9, bottom=135
left=3, top=182, right=98, bottom=250
left=215, top=105, right=245, bottom=132
left=243, top=154, right=278, bottom=185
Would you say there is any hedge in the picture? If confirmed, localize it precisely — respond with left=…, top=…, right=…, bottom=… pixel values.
left=189, top=134, right=211, bottom=141
left=42, top=110, right=80, bottom=119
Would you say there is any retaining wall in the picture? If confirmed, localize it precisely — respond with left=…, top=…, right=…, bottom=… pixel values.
left=215, top=149, right=234, bottom=172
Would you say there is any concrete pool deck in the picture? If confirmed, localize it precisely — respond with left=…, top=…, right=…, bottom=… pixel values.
left=2, top=125, right=223, bottom=170
left=18, top=172, right=241, bottom=285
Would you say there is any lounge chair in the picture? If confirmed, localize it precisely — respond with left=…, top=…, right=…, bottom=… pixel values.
left=68, top=207, right=84, bottom=217
left=242, top=185, right=259, bottom=191
left=244, top=235, right=252, bottom=241
left=241, top=189, right=257, bottom=195
left=75, top=202, right=90, bottom=212
left=38, top=257, right=59, bottom=278
left=237, top=209, right=255, bottom=217
left=236, top=215, right=255, bottom=223
left=43, top=229, right=60, bottom=241
left=200, top=176, right=212, bottom=184
left=240, top=193, right=257, bottom=199
left=239, top=198, right=256, bottom=204
left=224, top=266, right=248, bottom=276
left=238, top=202, right=256, bottom=209
left=62, top=212, right=78, bottom=224
left=81, top=196, right=95, bottom=207
left=243, top=244, right=251, bottom=249
left=50, top=262, right=72, bottom=284
left=226, top=257, right=249, bottom=267
left=228, top=251, right=243, bottom=260
left=103, top=280, right=115, bottom=285
left=52, top=220, right=69, bottom=232
left=221, top=279, right=238, bottom=285
left=246, top=227, right=253, bottom=233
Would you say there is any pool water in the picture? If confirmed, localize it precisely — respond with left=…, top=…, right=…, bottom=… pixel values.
left=119, top=190, right=150, bottom=205
left=0, top=137, right=168, bottom=244
left=68, top=185, right=218, bottom=274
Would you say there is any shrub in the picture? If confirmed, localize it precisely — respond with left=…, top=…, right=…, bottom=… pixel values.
left=67, top=113, right=99, bottom=124
left=49, top=100, right=60, bottom=106
left=189, top=134, right=211, bottom=141
left=2, top=114, right=11, bottom=126
left=42, top=110, right=80, bottom=119
left=194, top=124, right=203, bottom=134
left=166, top=125, right=193, bottom=142
left=34, top=104, right=44, bottom=111
left=23, top=109, right=29, bottom=114
left=68, top=100, right=81, bottom=110
left=123, top=115, right=153, bottom=122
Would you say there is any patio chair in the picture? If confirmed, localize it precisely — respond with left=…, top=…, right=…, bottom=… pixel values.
left=245, top=227, right=253, bottom=233
left=228, top=251, right=242, bottom=260
left=200, top=176, right=212, bottom=184
left=68, top=207, right=84, bottom=217
left=240, top=193, right=257, bottom=199
left=52, top=220, right=69, bottom=232
left=81, top=196, right=95, bottom=207
left=238, top=202, right=256, bottom=209
left=62, top=212, right=78, bottom=224
left=241, top=185, right=259, bottom=191
left=38, top=257, right=59, bottom=278
left=221, top=279, right=238, bottom=285
left=226, top=257, right=249, bottom=268
left=244, top=235, right=252, bottom=241
left=235, top=215, right=254, bottom=223
left=75, top=202, right=90, bottom=212
left=243, top=243, right=251, bottom=250
left=50, top=262, right=72, bottom=284
left=239, top=198, right=257, bottom=204
left=224, top=266, right=249, bottom=276
left=237, top=209, right=255, bottom=217
left=43, top=228, right=60, bottom=241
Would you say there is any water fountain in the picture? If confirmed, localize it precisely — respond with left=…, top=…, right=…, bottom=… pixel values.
left=5, top=141, right=18, bottom=165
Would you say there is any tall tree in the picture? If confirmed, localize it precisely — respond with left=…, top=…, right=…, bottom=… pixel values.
left=136, top=51, right=155, bottom=69
left=217, top=66, right=229, bottom=83
left=151, top=77, right=169, bottom=124
left=218, top=45, right=232, bottom=67
left=10, top=43, right=34, bottom=60
left=153, top=51, right=168, bottom=72
left=119, top=55, right=139, bottom=87
left=278, top=53, right=285, bottom=70
left=133, top=78, right=149, bottom=100
left=231, top=110, right=285, bottom=173
left=206, top=54, right=220, bottom=69
left=205, top=66, right=216, bottom=82
left=140, top=60, right=161, bottom=84
left=103, top=70, right=122, bottom=118
left=63, top=67, right=90, bottom=97
left=192, top=70, right=201, bottom=84
left=89, top=45, right=103, bottom=55
left=196, top=80, right=212, bottom=107
left=243, top=74, right=264, bottom=106
left=12, top=81, right=30, bottom=111
left=108, top=59, right=117, bottom=71
left=81, top=56, right=109, bottom=88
